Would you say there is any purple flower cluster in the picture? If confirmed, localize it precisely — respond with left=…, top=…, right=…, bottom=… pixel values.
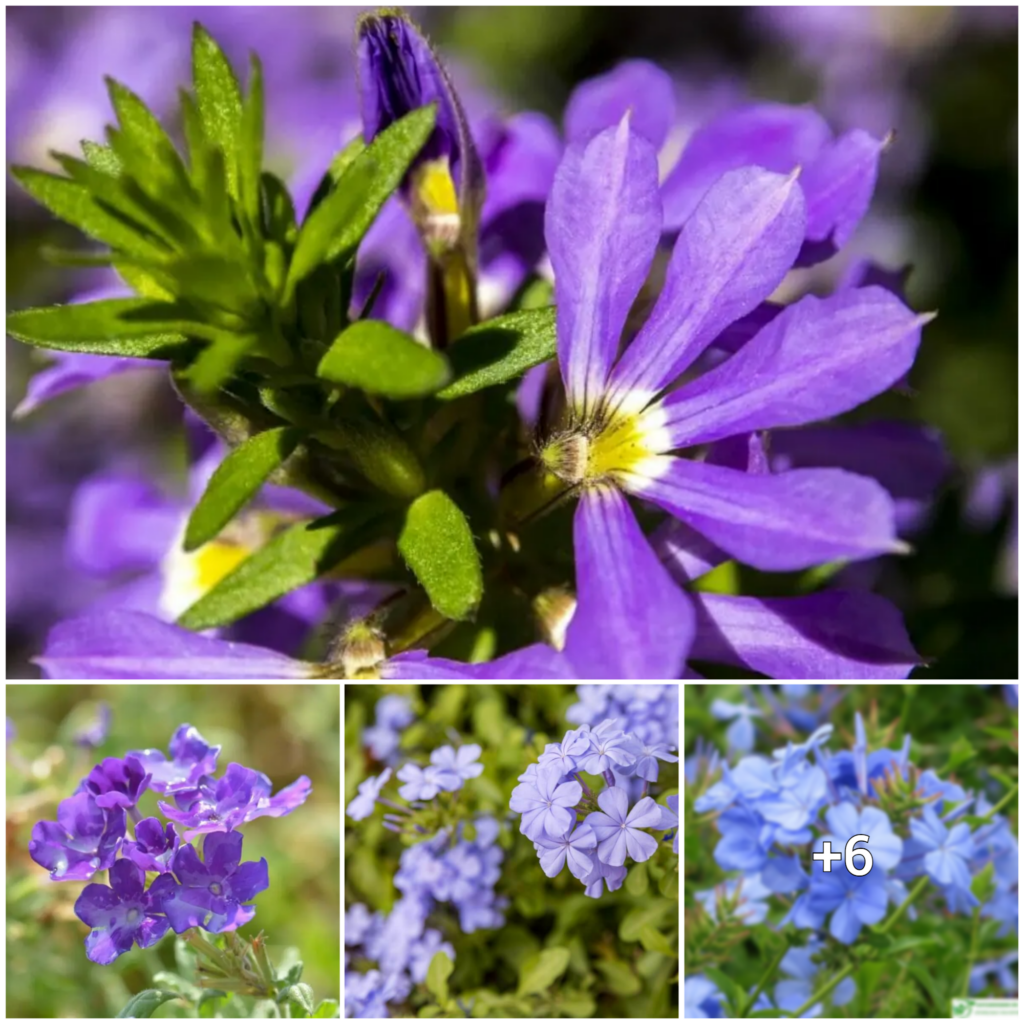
left=363, top=695, right=415, bottom=761
left=510, top=714, right=678, bottom=898
left=28, top=724, right=309, bottom=963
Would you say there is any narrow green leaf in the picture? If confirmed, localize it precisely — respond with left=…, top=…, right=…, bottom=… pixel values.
left=192, top=23, right=243, bottom=197
left=184, top=427, right=302, bottom=551
left=619, top=900, right=670, bottom=942
left=239, top=54, right=265, bottom=227
left=704, top=967, right=745, bottom=1013
left=40, top=247, right=113, bottom=268
left=658, top=867, right=678, bottom=899
left=425, top=951, right=454, bottom=1004
left=178, top=508, right=377, bottom=630
left=558, top=993, right=597, bottom=1017
left=637, top=925, right=677, bottom=958
left=286, top=982, right=315, bottom=1016
left=81, top=140, right=122, bottom=176
left=315, top=417, right=425, bottom=499
left=437, top=307, right=557, bottom=400
left=116, top=989, right=180, bottom=1018
left=322, top=105, right=437, bottom=263
left=516, top=947, right=570, bottom=997
left=941, top=735, right=977, bottom=774
left=625, top=861, right=649, bottom=896
left=318, top=321, right=450, bottom=399
left=6, top=300, right=190, bottom=359
left=595, top=960, right=642, bottom=997
left=184, top=332, right=257, bottom=393
left=905, top=960, right=946, bottom=1012
left=106, top=77, right=188, bottom=192
left=312, top=999, right=340, bottom=1018
left=398, top=490, right=482, bottom=621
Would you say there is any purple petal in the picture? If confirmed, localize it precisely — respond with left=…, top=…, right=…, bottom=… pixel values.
left=543, top=803, right=574, bottom=837
left=661, top=102, right=831, bottom=230
left=552, top=780, right=583, bottom=807
left=37, top=611, right=316, bottom=679
left=539, top=846, right=568, bottom=878
left=74, top=883, right=120, bottom=928
left=596, top=786, right=629, bottom=823
left=563, top=488, right=694, bottom=679
left=546, top=116, right=661, bottom=416
left=624, top=827, right=659, bottom=863
left=16, top=352, right=156, bottom=417
left=651, top=519, right=728, bottom=584
left=625, top=796, right=663, bottom=829
left=203, top=830, right=243, bottom=879
left=658, top=289, right=928, bottom=447
left=583, top=811, right=620, bottom=841
left=137, top=914, right=171, bottom=949
left=228, top=858, right=269, bottom=903
left=108, top=858, right=145, bottom=901
left=598, top=830, right=629, bottom=867
left=608, top=166, right=805, bottom=403
left=171, top=843, right=210, bottom=888
left=565, top=60, right=676, bottom=149
left=565, top=846, right=594, bottom=879
left=85, top=923, right=133, bottom=965
left=628, top=457, right=902, bottom=571
left=261, top=775, right=312, bottom=818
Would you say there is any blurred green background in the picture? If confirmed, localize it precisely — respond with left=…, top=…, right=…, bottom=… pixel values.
left=6, top=683, right=340, bottom=1018
left=345, top=683, right=679, bottom=1017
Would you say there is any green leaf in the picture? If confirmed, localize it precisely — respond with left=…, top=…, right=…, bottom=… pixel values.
left=558, top=993, right=596, bottom=1017
left=398, top=490, right=482, bottom=620
left=417, top=1008, right=441, bottom=1018
left=437, top=307, right=557, bottom=400
left=315, top=417, right=425, bottom=499
left=184, top=427, right=302, bottom=552
left=239, top=54, right=265, bottom=227
left=626, top=861, right=649, bottom=896
left=905, top=960, right=946, bottom=1012
left=81, top=140, right=123, bottom=176
left=426, top=950, right=454, bottom=1004
left=595, top=960, right=642, bottom=997
left=704, top=967, right=745, bottom=1014
left=312, top=999, right=340, bottom=1018
left=6, top=300, right=190, bottom=358
left=286, top=982, right=315, bottom=1016
left=116, top=989, right=180, bottom=1018
left=192, top=23, right=243, bottom=197
left=619, top=900, right=670, bottom=942
left=658, top=867, right=679, bottom=899
left=516, top=946, right=570, bottom=997
left=638, top=925, right=677, bottom=958
left=178, top=507, right=377, bottom=630
left=884, top=936, right=942, bottom=955
left=941, top=735, right=977, bottom=774
left=279, top=962, right=304, bottom=987
left=318, top=321, right=451, bottom=399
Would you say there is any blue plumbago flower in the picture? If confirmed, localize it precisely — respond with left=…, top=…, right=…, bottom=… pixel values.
left=631, top=740, right=679, bottom=782
left=29, top=792, right=125, bottom=881
left=122, top=817, right=180, bottom=873
left=757, top=764, right=828, bottom=831
left=347, top=768, right=393, bottom=821
left=407, top=928, right=456, bottom=984
left=659, top=794, right=679, bottom=855
left=363, top=695, right=414, bottom=760
left=696, top=872, right=772, bottom=925
left=509, top=766, right=582, bottom=841
left=78, top=756, right=150, bottom=811
left=537, top=727, right=592, bottom=774
left=807, top=861, right=888, bottom=944
left=711, top=698, right=762, bottom=752
left=822, top=803, right=903, bottom=871
left=396, top=762, right=459, bottom=801
left=73, top=859, right=173, bottom=964
left=566, top=684, right=679, bottom=750
left=158, top=762, right=311, bottom=840
left=345, top=903, right=381, bottom=947
left=685, top=975, right=726, bottom=1019
left=534, top=823, right=597, bottom=880
left=74, top=703, right=111, bottom=749
left=970, top=951, right=1018, bottom=994
left=160, top=831, right=269, bottom=934
left=579, top=856, right=628, bottom=899
left=580, top=722, right=641, bottom=775
left=901, top=804, right=978, bottom=900
left=128, top=724, right=221, bottom=796
left=429, top=743, right=484, bottom=784
left=584, top=787, right=662, bottom=867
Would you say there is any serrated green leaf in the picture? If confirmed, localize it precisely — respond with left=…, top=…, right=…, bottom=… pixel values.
left=312, top=999, right=340, bottom=1018
left=619, top=900, right=670, bottom=942
left=426, top=950, right=454, bottom=1004
left=626, top=861, right=649, bottom=896
left=185, top=427, right=302, bottom=551
left=178, top=507, right=377, bottom=630
left=192, top=23, right=243, bottom=198
left=239, top=54, right=265, bottom=228
left=116, top=989, right=181, bottom=1018
left=286, top=982, right=315, bottom=1016
left=318, top=320, right=450, bottom=399
left=595, top=960, right=642, bottom=996
left=398, top=490, right=482, bottom=620
left=516, top=946, right=570, bottom=997
left=437, top=307, right=557, bottom=400
left=6, top=300, right=190, bottom=358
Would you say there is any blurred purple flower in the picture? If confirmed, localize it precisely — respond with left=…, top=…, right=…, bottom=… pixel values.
left=128, top=724, right=220, bottom=796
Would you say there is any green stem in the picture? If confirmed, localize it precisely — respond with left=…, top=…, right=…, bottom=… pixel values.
left=980, top=783, right=1018, bottom=822
left=961, top=906, right=982, bottom=998
left=739, top=941, right=789, bottom=1018
left=873, top=874, right=930, bottom=937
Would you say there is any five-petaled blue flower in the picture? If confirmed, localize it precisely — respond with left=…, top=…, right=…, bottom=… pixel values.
left=584, top=786, right=661, bottom=866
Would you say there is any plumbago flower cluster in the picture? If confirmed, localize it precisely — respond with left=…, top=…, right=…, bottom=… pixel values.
left=510, top=686, right=679, bottom=896
left=686, top=712, right=1019, bottom=1018
left=346, top=730, right=505, bottom=1018
left=8, top=6, right=941, bottom=680
left=27, top=723, right=311, bottom=1002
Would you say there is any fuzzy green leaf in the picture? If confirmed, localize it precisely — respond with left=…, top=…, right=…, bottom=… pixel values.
left=239, top=54, right=265, bottom=228
left=516, top=947, right=570, bottom=997
left=184, top=427, right=302, bottom=552
left=312, top=999, right=340, bottom=1018
left=398, top=490, right=482, bottom=621
left=425, top=951, right=454, bottom=1004
left=178, top=507, right=377, bottom=630
left=317, top=321, right=450, bottom=399
left=192, top=23, right=243, bottom=198
left=286, top=982, right=315, bottom=1016
left=437, top=307, right=557, bottom=400
left=116, top=990, right=180, bottom=1018
left=6, top=300, right=190, bottom=358
left=81, top=140, right=123, bottom=175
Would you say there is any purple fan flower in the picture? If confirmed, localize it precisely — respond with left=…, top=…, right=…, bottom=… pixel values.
left=161, top=831, right=269, bottom=934
left=429, top=743, right=484, bottom=783
left=128, top=724, right=221, bottom=796
left=807, top=861, right=888, bottom=943
left=584, top=787, right=662, bottom=866
left=535, top=823, right=597, bottom=880
left=122, top=817, right=180, bottom=873
left=509, top=766, right=582, bottom=841
left=79, top=756, right=150, bottom=811
left=158, top=763, right=311, bottom=840
left=73, top=859, right=173, bottom=964
left=29, top=793, right=125, bottom=881
left=396, top=763, right=459, bottom=801
left=74, top=703, right=111, bottom=749
left=631, top=740, right=679, bottom=782
left=347, top=768, right=393, bottom=821
left=537, top=114, right=926, bottom=678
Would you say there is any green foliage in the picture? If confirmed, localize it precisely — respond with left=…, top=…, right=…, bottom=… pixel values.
left=117, top=990, right=182, bottom=1018
left=426, top=950, right=454, bottom=1004
left=516, top=947, right=570, bottom=996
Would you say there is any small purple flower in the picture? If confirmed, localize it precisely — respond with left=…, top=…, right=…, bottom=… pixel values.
left=429, top=743, right=484, bottom=784
left=74, top=703, right=111, bottom=749
left=509, top=766, right=582, bottom=841
left=538, top=728, right=591, bottom=774
left=29, top=792, right=125, bottom=881
left=581, top=727, right=640, bottom=775
left=79, top=756, right=150, bottom=811
left=711, top=699, right=762, bottom=753
left=123, top=817, right=180, bottom=873
left=160, top=830, right=269, bottom=934
left=584, top=787, right=662, bottom=866
left=906, top=804, right=977, bottom=894
left=807, top=862, right=888, bottom=943
left=347, top=768, right=393, bottom=821
left=158, top=763, right=311, bottom=840
left=823, top=803, right=902, bottom=872
left=73, top=859, right=173, bottom=964
left=757, top=766, right=828, bottom=831
left=128, top=724, right=221, bottom=796
left=408, top=928, right=455, bottom=983
left=345, top=903, right=380, bottom=947
left=632, top=740, right=680, bottom=782
left=535, top=823, right=597, bottom=880
left=580, top=856, right=628, bottom=899
left=660, top=794, right=680, bottom=855
left=397, top=762, right=458, bottom=801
